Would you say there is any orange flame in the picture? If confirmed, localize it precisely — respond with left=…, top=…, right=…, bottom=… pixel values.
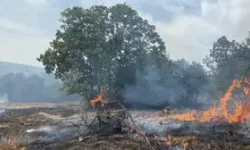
left=165, top=135, right=173, bottom=147
left=169, top=78, right=250, bottom=123
left=164, top=135, right=197, bottom=149
left=90, top=93, right=106, bottom=108
left=90, top=94, right=104, bottom=104
left=169, top=110, right=197, bottom=122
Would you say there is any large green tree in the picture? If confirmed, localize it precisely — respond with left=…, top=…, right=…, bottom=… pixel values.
left=203, top=32, right=250, bottom=97
left=236, top=33, right=250, bottom=77
left=169, top=60, right=208, bottom=107
left=37, top=4, right=169, bottom=100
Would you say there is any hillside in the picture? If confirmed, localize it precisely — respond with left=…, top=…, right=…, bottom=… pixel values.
left=0, top=61, right=44, bottom=76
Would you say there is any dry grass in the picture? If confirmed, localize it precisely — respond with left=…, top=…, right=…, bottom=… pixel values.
left=163, top=135, right=250, bottom=150
left=0, top=143, right=27, bottom=150
left=0, top=102, right=79, bottom=109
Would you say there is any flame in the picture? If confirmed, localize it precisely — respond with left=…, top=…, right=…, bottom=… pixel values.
left=164, top=135, right=197, bottom=149
left=165, top=135, right=173, bottom=147
left=169, top=110, right=197, bottom=122
left=90, top=93, right=106, bottom=108
left=201, top=106, right=218, bottom=122
left=90, top=94, right=104, bottom=104
left=169, top=78, right=250, bottom=123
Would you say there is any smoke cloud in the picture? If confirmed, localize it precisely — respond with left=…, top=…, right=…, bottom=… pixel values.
left=122, top=65, right=172, bottom=109
left=122, top=60, right=214, bottom=109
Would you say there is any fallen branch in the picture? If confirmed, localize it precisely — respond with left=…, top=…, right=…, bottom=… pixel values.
left=118, top=103, right=157, bottom=150
left=127, top=114, right=155, bottom=150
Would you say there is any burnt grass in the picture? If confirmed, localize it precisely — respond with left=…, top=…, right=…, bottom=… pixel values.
left=27, top=134, right=155, bottom=150
left=0, top=104, right=250, bottom=150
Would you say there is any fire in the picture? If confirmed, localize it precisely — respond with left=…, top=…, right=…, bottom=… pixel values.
left=229, top=102, right=244, bottom=123
left=169, top=78, right=250, bottom=123
left=90, top=94, right=104, bottom=104
left=90, top=93, right=107, bottom=109
left=169, top=110, right=197, bottom=122
left=164, top=135, right=197, bottom=150
left=201, top=106, right=218, bottom=122
left=165, top=135, right=173, bottom=147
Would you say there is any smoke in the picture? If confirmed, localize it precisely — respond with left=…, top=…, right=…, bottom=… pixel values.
left=122, top=60, right=214, bottom=109
left=26, top=126, right=53, bottom=134
left=134, top=115, right=183, bottom=133
left=0, top=92, right=8, bottom=114
left=122, top=65, right=172, bottom=108
left=24, top=115, right=85, bottom=143
left=25, top=125, right=81, bottom=143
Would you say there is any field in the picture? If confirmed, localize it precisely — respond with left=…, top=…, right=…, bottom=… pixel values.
left=0, top=103, right=250, bottom=150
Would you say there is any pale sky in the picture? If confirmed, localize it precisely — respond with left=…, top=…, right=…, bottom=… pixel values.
left=0, top=0, right=250, bottom=67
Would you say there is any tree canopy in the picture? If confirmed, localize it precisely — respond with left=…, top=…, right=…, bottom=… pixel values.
left=37, top=4, right=169, bottom=100
left=204, top=33, right=250, bottom=95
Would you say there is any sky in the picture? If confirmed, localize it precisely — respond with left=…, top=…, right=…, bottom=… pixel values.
left=0, top=0, right=250, bottom=67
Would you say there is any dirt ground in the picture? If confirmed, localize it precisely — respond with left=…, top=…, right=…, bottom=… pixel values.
left=0, top=103, right=250, bottom=150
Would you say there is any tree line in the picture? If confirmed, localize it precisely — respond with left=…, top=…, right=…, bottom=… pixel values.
left=0, top=73, right=80, bottom=103
left=204, top=34, right=250, bottom=95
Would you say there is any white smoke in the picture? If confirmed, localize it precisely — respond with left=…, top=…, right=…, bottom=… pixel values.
left=0, top=92, right=8, bottom=114
left=26, top=126, right=53, bottom=133
left=134, top=115, right=183, bottom=133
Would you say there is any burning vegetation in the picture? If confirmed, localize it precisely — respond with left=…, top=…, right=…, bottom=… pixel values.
left=90, top=93, right=105, bottom=109
left=2, top=1, right=250, bottom=150
left=169, top=78, right=250, bottom=123
left=70, top=77, right=250, bottom=150
left=1, top=79, right=250, bottom=150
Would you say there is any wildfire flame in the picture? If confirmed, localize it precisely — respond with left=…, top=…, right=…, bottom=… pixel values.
left=164, top=135, right=197, bottom=150
left=90, top=94, right=103, bottom=104
left=169, top=78, right=250, bottom=123
left=90, top=93, right=107, bottom=108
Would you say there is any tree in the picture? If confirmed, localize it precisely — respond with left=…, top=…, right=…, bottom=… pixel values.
left=0, top=72, right=80, bottom=103
left=203, top=36, right=241, bottom=94
left=0, top=73, right=47, bottom=102
left=185, top=62, right=208, bottom=103
left=37, top=4, right=169, bottom=101
left=0, top=73, right=26, bottom=102
left=236, top=32, right=250, bottom=78
left=169, top=60, right=208, bottom=108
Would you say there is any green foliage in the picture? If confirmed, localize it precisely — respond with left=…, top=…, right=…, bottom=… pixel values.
left=169, top=60, right=208, bottom=107
left=203, top=36, right=239, bottom=94
left=237, top=33, right=250, bottom=77
left=204, top=33, right=250, bottom=95
left=36, top=3, right=211, bottom=109
left=37, top=4, right=169, bottom=100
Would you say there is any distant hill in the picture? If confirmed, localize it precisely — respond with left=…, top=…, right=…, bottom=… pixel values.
left=0, top=61, right=44, bottom=76
left=0, top=61, right=56, bottom=85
